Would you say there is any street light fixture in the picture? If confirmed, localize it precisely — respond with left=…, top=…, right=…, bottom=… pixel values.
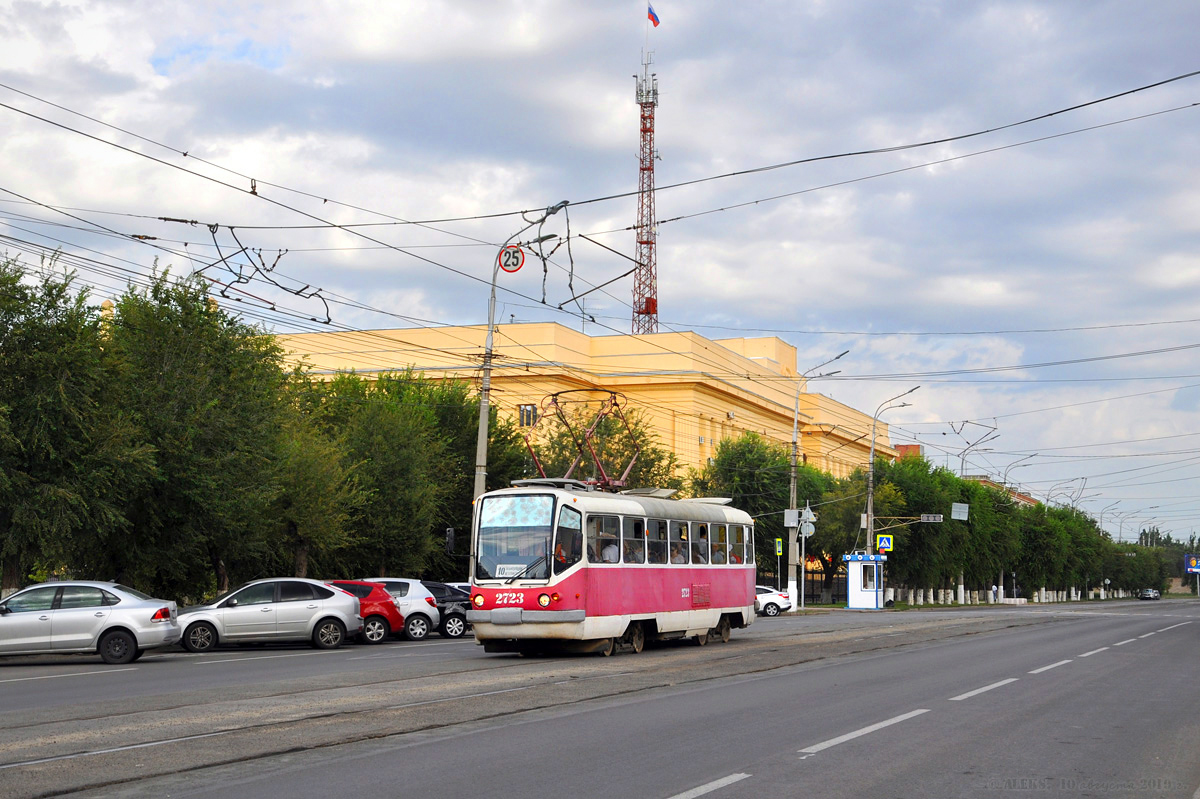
left=473, top=203, right=567, bottom=500
left=867, top=386, right=919, bottom=555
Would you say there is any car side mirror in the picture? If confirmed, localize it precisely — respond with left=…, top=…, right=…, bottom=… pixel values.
left=0, top=605, right=8, bottom=615
left=226, top=598, right=239, bottom=607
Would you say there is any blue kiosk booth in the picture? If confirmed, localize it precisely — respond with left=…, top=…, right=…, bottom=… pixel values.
left=843, top=553, right=887, bottom=609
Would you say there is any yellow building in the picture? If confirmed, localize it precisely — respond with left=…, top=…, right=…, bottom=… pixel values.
left=277, top=322, right=894, bottom=478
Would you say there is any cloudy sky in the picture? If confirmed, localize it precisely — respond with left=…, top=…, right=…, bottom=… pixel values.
left=3, top=1, right=1200, bottom=541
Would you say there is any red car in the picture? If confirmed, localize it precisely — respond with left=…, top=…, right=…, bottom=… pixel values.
left=328, top=581, right=404, bottom=643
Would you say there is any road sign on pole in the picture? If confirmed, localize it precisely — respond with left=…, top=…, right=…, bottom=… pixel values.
left=876, top=534, right=894, bottom=552
left=498, top=245, right=525, bottom=273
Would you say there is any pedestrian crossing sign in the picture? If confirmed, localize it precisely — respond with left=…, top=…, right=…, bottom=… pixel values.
left=876, top=534, right=893, bottom=552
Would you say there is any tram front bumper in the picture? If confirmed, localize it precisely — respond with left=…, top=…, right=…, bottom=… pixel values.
left=468, top=608, right=586, bottom=625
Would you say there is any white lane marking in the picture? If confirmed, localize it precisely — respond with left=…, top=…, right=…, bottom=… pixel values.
left=1028, top=660, right=1072, bottom=674
left=194, top=651, right=341, bottom=665
left=799, top=709, right=931, bottom=753
left=1138, top=632, right=1156, bottom=639
left=0, top=667, right=137, bottom=684
left=1078, top=647, right=1109, bottom=657
left=0, top=730, right=232, bottom=770
left=666, top=773, right=751, bottom=799
left=948, top=678, right=1019, bottom=702
left=1113, top=639, right=1137, bottom=646
left=386, top=685, right=530, bottom=710
left=1157, top=621, right=1192, bottom=632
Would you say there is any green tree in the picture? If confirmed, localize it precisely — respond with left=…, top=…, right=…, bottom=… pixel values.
left=105, top=272, right=286, bottom=596
left=0, top=258, right=153, bottom=592
left=270, top=393, right=366, bottom=578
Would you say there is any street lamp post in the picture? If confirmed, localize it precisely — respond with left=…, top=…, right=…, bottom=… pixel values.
left=866, top=387, right=919, bottom=555
left=473, top=204, right=567, bottom=501
left=787, top=350, right=848, bottom=610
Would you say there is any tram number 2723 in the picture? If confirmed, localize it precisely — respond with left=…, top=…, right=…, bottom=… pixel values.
left=494, top=592, right=525, bottom=605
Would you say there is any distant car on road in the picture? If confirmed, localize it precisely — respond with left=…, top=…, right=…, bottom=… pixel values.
left=328, top=580, right=405, bottom=643
left=421, top=581, right=471, bottom=638
left=755, top=585, right=792, bottom=616
left=0, top=581, right=180, bottom=664
left=1138, top=588, right=1161, bottom=600
left=357, top=578, right=441, bottom=640
left=179, top=578, right=361, bottom=652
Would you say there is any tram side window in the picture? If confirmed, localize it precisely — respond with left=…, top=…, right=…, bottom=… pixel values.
left=692, top=523, right=709, bottom=564
left=647, top=519, right=669, bottom=564
left=710, top=524, right=728, bottom=564
left=729, top=524, right=745, bottom=564
left=668, top=520, right=689, bottom=564
left=623, top=518, right=645, bottom=563
left=554, top=506, right=583, bottom=575
left=588, top=515, right=621, bottom=563
left=745, top=526, right=756, bottom=564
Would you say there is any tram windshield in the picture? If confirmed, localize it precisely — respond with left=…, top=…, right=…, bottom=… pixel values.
left=475, top=494, right=554, bottom=581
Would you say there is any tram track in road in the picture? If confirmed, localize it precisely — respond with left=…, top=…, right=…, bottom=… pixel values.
left=0, top=612, right=1064, bottom=798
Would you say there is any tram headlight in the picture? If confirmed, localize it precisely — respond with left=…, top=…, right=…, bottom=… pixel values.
left=472, top=593, right=484, bottom=607
left=537, top=593, right=551, bottom=607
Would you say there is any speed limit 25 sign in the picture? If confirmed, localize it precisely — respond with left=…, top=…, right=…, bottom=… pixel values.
left=498, top=245, right=525, bottom=273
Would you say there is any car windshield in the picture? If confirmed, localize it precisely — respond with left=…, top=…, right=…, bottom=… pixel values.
left=475, top=494, right=554, bottom=581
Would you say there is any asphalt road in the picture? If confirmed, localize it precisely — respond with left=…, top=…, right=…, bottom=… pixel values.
left=1, top=600, right=1197, bottom=798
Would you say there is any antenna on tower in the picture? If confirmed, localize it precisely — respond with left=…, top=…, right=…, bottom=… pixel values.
left=632, top=51, right=659, bottom=334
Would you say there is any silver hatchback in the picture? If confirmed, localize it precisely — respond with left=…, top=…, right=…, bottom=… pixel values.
left=0, top=581, right=180, bottom=664
left=178, top=578, right=362, bottom=652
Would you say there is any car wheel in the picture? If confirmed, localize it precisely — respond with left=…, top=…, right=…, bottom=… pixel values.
left=764, top=603, right=780, bottom=617
left=441, top=614, right=467, bottom=638
left=99, top=630, right=137, bottom=664
left=361, top=615, right=390, bottom=644
left=312, top=618, right=346, bottom=650
left=404, top=614, right=430, bottom=641
left=183, top=622, right=218, bottom=653
left=130, top=649, right=145, bottom=662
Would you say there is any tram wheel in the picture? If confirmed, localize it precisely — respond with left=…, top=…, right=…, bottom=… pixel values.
left=628, top=623, right=645, bottom=654
left=694, top=631, right=709, bottom=646
left=599, top=637, right=617, bottom=657
left=716, top=616, right=731, bottom=643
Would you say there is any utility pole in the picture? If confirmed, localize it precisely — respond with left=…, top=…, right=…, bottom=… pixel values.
left=787, top=351, right=847, bottom=610
left=473, top=208, right=566, bottom=501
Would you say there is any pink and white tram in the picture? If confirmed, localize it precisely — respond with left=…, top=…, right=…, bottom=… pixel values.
left=466, top=479, right=756, bottom=655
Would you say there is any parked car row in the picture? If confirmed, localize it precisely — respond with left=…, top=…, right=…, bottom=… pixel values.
left=0, top=576, right=474, bottom=664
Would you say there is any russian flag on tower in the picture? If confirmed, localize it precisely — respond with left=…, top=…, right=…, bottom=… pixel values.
left=648, top=4, right=660, bottom=26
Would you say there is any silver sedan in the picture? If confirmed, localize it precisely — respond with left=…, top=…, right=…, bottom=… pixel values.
left=0, top=581, right=180, bottom=664
left=178, top=578, right=362, bottom=652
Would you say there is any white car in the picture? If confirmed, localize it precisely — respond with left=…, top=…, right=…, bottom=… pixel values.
left=179, top=577, right=362, bottom=652
left=755, top=585, right=793, bottom=617
left=0, top=581, right=180, bottom=664
left=357, top=578, right=442, bottom=640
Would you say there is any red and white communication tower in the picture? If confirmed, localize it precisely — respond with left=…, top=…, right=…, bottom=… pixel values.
left=632, top=52, right=659, bottom=334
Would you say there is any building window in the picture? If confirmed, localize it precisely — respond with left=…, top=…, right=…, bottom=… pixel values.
left=518, top=404, right=538, bottom=427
